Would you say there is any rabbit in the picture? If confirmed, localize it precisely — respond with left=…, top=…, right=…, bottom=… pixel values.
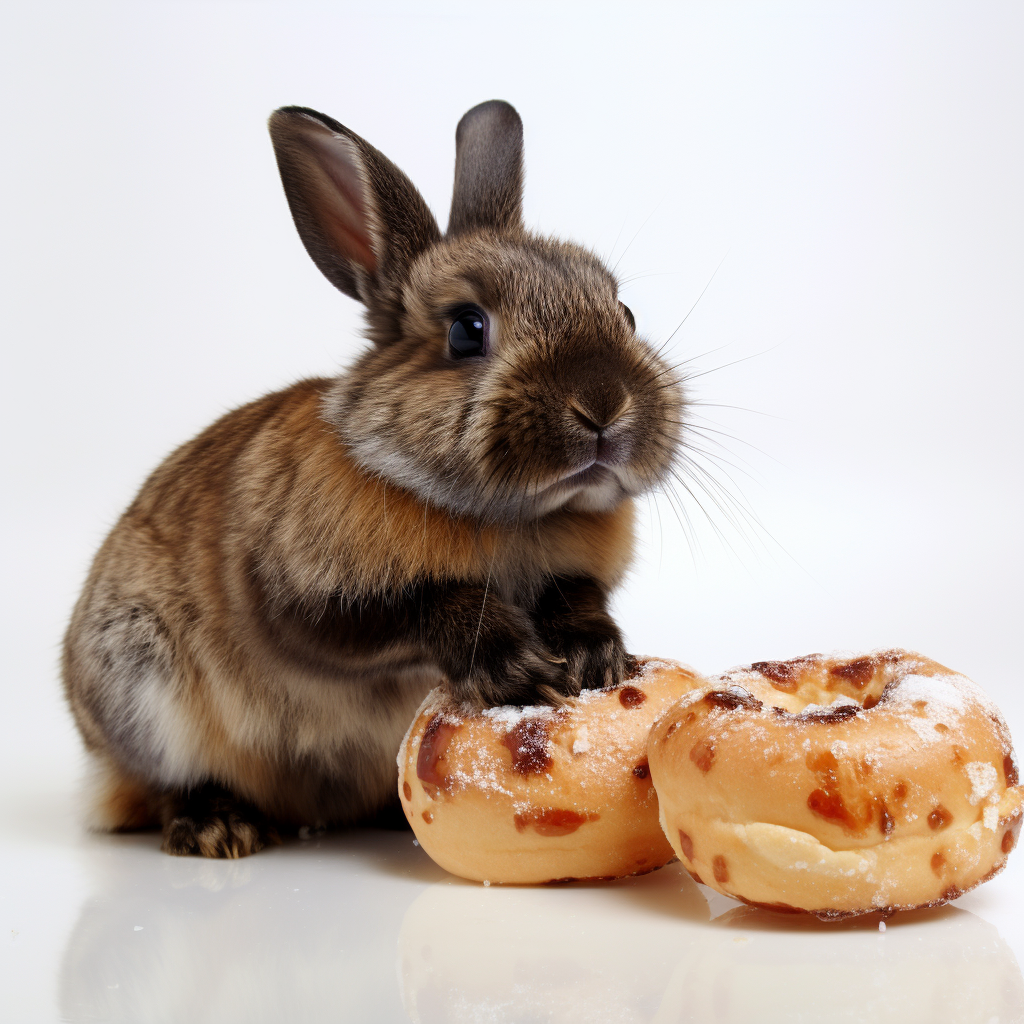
left=62, top=99, right=684, bottom=858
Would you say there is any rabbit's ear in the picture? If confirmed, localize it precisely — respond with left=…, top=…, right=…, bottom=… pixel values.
left=269, top=106, right=440, bottom=303
left=447, top=100, right=524, bottom=237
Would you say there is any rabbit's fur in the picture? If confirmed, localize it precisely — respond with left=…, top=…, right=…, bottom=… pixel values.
left=62, top=101, right=683, bottom=856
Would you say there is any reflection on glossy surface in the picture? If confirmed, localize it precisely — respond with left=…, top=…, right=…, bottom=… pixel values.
left=400, top=864, right=710, bottom=1024
left=46, top=817, right=1024, bottom=1024
left=58, top=829, right=445, bottom=1023
left=400, top=863, right=1024, bottom=1024
left=660, top=904, right=1024, bottom=1024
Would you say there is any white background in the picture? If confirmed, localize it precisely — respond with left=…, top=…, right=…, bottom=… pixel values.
left=2, top=3, right=1022, bottom=1022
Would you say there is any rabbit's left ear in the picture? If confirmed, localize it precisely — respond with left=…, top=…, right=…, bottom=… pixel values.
left=269, top=106, right=440, bottom=303
left=447, top=100, right=524, bottom=237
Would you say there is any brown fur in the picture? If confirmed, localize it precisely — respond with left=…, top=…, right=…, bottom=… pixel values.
left=62, top=101, right=683, bottom=854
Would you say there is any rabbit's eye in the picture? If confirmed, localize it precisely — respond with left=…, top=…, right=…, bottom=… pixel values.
left=620, top=302, right=636, bottom=331
left=448, top=306, right=488, bottom=358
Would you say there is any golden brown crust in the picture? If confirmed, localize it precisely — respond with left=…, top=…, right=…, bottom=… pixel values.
left=397, top=658, right=706, bottom=883
left=648, top=650, right=1023, bottom=918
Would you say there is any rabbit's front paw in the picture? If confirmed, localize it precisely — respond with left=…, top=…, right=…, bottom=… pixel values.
left=437, top=610, right=573, bottom=708
left=426, top=583, right=575, bottom=706
left=532, top=575, right=630, bottom=692
left=562, top=633, right=631, bottom=692
left=470, top=633, right=574, bottom=707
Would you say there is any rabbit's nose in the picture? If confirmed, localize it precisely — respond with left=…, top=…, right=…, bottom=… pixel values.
left=569, top=402, right=603, bottom=434
left=568, top=394, right=633, bottom=433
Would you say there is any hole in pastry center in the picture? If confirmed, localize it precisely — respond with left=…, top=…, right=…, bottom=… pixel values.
left=758, top=663, right=890, bottom=715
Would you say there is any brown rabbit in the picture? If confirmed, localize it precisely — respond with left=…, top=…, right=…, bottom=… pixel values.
left=62, top=100, right=684, bottom=857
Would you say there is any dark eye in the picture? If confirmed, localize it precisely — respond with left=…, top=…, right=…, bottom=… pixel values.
left=448, top=306, right=488, bottom=358
left=620, top=302, right=635, bottom=331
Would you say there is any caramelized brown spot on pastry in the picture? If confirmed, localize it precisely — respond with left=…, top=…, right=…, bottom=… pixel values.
left=513, top=807, right=598, bottom=837
left=829, top=657, right=875, bottom=688
left=689, top=737, right=716, bottom=773
left=417, top=715, right=460, bottom=788
left=808, top=788, right=858, bottom=829
left=501, top=718, right=553, bottom=775
left=678, top=829, right=694, bottom=861
left=803, top=703, right=860, bottom=723
left=712, top=855, right=729, bottom=884
left=806, top=750, right=863, bottom=831
left=751, top=661, right=798, bottom=691
left=618, top=685, right=646, bottom=708
left=704, top=688, right=763, bottom=711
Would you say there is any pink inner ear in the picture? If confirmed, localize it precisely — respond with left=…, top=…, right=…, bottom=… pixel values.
left=299, top=128, right=378, bottom=276
left=318, top=206, right=377, bottom=275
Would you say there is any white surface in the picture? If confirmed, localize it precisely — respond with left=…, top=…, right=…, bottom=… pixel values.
left=2, top=2, right=1023, bottom=1021
left=3, top=794, right=1023, bottom=1023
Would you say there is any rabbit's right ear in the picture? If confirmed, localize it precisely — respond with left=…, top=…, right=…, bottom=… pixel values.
left=269, top=107, right=441, bottom=303
left=448, top=100, right=524, bottom=237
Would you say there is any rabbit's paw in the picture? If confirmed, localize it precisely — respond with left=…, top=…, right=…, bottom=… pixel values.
left=473, top=636, right=574, bottom=707
left=444, top=627, right=572, bottom=708
left=160, top=786, right=278, bottom=858
left=561, top=632, right=631, bottom=692
left=532, top=577, right=630, bottom=691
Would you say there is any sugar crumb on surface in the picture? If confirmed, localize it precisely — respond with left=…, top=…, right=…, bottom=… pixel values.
left=964, top=761, right=999, bottom=806
left=572, top=725, right=591, bottom=755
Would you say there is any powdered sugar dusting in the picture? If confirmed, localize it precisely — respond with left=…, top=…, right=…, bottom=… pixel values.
left=888, top=671, right=983, bottom=745
left=889, top=672, right=971, bottom=716
left=480, top=704, right=554, bottom=728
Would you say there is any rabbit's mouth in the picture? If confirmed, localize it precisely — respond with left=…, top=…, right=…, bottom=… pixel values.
left=539, top=462, right=628, bottom=510
left=556, top=462, right=613, bottom=488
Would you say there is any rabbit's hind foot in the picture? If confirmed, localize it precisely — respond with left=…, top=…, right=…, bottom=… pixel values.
left=160, top=784, right=279, bottom=859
